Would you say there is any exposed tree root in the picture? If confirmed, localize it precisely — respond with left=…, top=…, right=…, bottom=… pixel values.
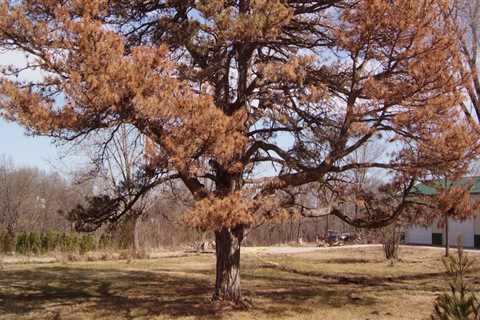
left=210, top=295, right=254, bottom=310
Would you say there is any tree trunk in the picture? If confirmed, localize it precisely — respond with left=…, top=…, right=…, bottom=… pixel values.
left=325, top=215, right=329, bottom=237
left=383, top=226, right=399, bottom=260
left=133, top=215, right=140, bottom=253
left=445, top=213, right=449, bottom=257
left=213, top=226, right=244, bottom=303
left=296, top=219, right=302, bottom=244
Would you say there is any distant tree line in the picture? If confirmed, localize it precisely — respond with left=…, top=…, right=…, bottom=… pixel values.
left=0, top=155, right=91, bottom=236
left=0, top=155, right=394, bottom=254
left=0, top=155, right=210, bottom=252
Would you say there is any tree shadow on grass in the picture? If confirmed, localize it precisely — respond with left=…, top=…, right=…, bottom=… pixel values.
left=1, top=258, right=454, bottom=319
left=0, top=266, right=220, bottom=319
left=253, top=262, right=454, bottom=287
left=149, top=266, right=380, bottom=315
left=0, top=263, right=377, bottom=320
left=318, top=257, right=375, bottom=264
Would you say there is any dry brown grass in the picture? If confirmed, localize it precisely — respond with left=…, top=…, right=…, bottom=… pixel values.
left=1, top=246, right=479, bottom=320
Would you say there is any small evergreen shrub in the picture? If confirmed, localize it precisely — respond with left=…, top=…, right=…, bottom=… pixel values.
left=432, top=246, right=480, bottom=320
left=59, top=232, right=68, bottom=252
left=41, top=231, right=58, bottom=253
left=16, top=232, right=28, bottom=254
left=1, top=230, right=113, bottom=255
left=79, top=234, right=96, bottom=254
left=99, top=233, right=113, bottom=250
left=59, top=232, right=78, bottom=252
left=66, top=233, right=79, bottom=252
left=0, top=232, right=6, bottom=254
left=28, top=232, right=41, bottom=255
left=0, top=232, right=4, bottom=253
left=0, top=231, right=15, bottom=254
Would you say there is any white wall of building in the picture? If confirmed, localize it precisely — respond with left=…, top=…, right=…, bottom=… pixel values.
left=405, top=225, right=432, bottom=245
left=406, top=218, right=476, bottom=247
left=447, top=218, right=474, bottom=248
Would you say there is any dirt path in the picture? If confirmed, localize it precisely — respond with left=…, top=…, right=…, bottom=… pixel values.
left=263, top=244, right=380, bottom=255
left=262, top=244, right=480, bottom=255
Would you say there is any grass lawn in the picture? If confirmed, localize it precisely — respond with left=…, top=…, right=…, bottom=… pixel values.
left=1, top=246, right=479, bottom=320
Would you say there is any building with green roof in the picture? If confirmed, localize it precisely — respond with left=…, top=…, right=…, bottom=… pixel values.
left=410, top=176, right=480, bottom=196
left=405, top=177, right=480, bottom=249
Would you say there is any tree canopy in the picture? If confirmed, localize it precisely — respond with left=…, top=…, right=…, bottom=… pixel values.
left=0, top=0, right=478, bottom=302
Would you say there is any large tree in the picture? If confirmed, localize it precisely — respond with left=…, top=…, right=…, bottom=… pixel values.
left=0, top=0, right=477, bottom=302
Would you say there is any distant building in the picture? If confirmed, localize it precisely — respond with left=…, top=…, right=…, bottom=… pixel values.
left=404, top=177, right=480, bottom=249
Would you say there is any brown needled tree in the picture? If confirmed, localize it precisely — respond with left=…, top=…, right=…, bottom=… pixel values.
left=0, top=0, right=478, bottom=303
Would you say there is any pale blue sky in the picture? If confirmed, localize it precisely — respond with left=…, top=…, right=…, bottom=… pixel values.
left=0, top=119, right=60, bottom=169
left=0, top=51, right=66, bottom=170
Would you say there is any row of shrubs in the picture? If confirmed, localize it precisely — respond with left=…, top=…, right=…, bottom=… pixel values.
left=0, top=231, right=115, bottom=255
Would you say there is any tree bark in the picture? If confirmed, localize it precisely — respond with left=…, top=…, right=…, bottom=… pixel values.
left=445, top=212, right=449, bottom=257
left=383, top=226, right=400, bottom=260
left=133, top=214, right=140, bottom=253
left=213, top=226, right=244, bottom=303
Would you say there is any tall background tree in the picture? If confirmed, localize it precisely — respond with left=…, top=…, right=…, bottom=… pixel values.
left=453, top=0, right=480, bottom=125
left=0, top=0, right=477, bottom=302
left=0, top=156, right=36, bottom=237
left=0, top=155, right=92, bottom=236
left=71, top=125, right=154, bottom=253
